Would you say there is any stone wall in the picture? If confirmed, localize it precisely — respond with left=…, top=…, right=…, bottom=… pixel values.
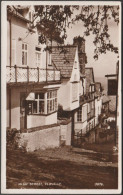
left=18, top=125, right=60, bottom=152
left=85, top=128, right=115, bottom=144
left=17, top=120, right=72, bottom=152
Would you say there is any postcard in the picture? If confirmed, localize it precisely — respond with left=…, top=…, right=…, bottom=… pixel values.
left=1, top=1, right=122, bottom=194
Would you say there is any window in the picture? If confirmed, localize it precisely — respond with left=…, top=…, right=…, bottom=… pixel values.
left=12, top=39, right=16, bottom=66
left=27, top=93, right=45, bottom=115
left=26, top=90, right=57, bottom=115
left=22, top=43, right=27, bottom=65
left=35, top=47, right=41, bottom=67
left=77, top=107, right=82, bottom=122
left=72, top=83, right=78, bottom=102
left=47, top=91, right=57, bottom=113
left=82, top=105, right=87, bottom=122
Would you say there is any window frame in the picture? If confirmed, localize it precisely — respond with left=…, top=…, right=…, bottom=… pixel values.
left=77, top=107, right=82, bottom=122
left=26, top=90, right=57, bottom=115
left=35, top=46, right=42, bottom=67
left=47, top=91, right=57, bottom=114
left=22, top=43, right=28, bottom=66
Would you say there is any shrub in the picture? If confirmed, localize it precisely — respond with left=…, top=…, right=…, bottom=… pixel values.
left=7, top=128, right=20, bottom=148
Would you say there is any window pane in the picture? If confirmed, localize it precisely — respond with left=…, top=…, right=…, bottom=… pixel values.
left=47, top=100, right=50, bottom=113
left=47, top=92, right=50, bottom=99
left=50, top=92, right=52, bottom=98
left=54, top=91, right=57, bottom=97
left=35, top=93, right=38, bottom=99
left=22, top=44, right=24, bottom=50
left=25, top=52, right=27, bottom=65
left=39, top=101, right=44, bottom=113
left=55, top=98, right=57, bottom=110
left=25, top=44, right=27, bottom=50
left=53, top=99, right=55, bottom=111
left=39, top=93, right=44, bottom=99
left=22, top=51, right=24, bottom=65
left=47, top=91, right=57, bottom=113
left=50, top=100, right=52, bottom=111
left=33, top=101, right=37, bottom=113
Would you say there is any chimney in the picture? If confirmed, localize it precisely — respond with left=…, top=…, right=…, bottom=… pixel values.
left=73, top=36, right=87, bottom=75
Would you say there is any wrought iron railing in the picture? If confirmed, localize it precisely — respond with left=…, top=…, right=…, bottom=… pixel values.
left=6, top=65, right=60, bottom=83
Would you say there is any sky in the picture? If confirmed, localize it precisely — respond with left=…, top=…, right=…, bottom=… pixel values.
left=65, top=6, right=120, bottom=79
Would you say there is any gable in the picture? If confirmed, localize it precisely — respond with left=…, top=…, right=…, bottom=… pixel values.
left=51, top=45, right=77, bottom=78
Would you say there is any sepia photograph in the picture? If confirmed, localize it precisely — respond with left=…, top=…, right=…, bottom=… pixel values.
left=1, top=1, right=122, bottom=194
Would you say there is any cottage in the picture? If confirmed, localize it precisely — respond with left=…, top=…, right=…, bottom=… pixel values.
left=51, top=37, right=88, bottom=143
left=102, top=95, right=111, bottom=115
left=6, top=6, right=61, bottom=131
left=94, top=82, right=103, bottom=126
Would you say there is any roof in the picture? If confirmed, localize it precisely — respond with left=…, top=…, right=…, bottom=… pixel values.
left=102, top=95, right=111, bottom=104
left=85, top=68, right=95, bottom=93
left=51, top=45, right=77, bottom=78
left=7, top=6, right=30, bottom=23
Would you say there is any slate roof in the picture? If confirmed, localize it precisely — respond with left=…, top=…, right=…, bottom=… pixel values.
left=85, top=68, right=95, bottom=93
left=51, top=45, right=77, bottom=78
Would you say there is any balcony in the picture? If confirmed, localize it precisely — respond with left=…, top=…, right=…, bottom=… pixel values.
left=6, top=65, right=60, bottom=84
left=79, top=93, right=95, bottom=105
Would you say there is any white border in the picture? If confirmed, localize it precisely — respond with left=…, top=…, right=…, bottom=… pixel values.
left=1, top=1, right=122, bottom=194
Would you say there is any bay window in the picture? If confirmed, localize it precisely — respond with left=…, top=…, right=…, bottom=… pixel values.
left=47, top=91, right=57, bottom=113
left=26, top=90, right=57, bottom=115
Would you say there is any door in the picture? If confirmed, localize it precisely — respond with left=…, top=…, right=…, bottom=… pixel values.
left=20, top=93, right=27, bottom=129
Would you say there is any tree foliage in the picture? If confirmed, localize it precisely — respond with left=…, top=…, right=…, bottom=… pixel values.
left=8, top=5, right=119, bottom=60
